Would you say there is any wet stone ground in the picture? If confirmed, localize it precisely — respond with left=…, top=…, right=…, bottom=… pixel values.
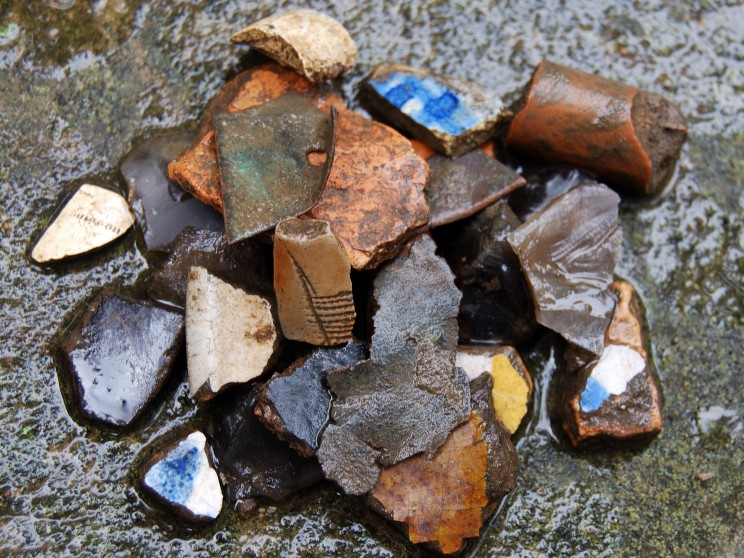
left=0, top=1, right=742, bottom=556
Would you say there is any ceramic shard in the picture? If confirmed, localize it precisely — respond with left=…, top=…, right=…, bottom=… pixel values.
left=505, top=167, right=592, bottom=222
left=147, top=227, right=272, bottom=309
left=363, top=64, right=507, bottom=156
left=216, top=91, right=335, bottom=242
left=59, top=290, right=184, bottom=428
left=209, top=384, right=324, bottom=504
left=318, top=236, right=471, bottom=495
left=141, top=431, right=223, bottom=522
left=425, top=149, right=525, bottom=227
left=256, top=341, right=366, bottom=456
left=508, top=184, right=622, bottom=355
left=231, top=9, right=357, bottom=83
left=274, top=218, right=355, bottom=345
left=121, top=133, right=223, bottom=251
left=32, top=184, right=134, bottom=263
left=185, top=267, right=279, bottom=401
left=305, top=107, right=430, bottom=270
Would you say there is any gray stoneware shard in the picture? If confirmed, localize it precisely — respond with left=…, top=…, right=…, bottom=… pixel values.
left=141, top=431, right=223, bottom=523
left=147, top=227, right=272, bottom=309
left=215, top=92, right=335, bottom=243
left=363, top=64, right=508, bottom=157
left=436, top=202, right=538, bottom=345
left=274, top=218, right=355, bottom=345
left=426, top=149, right=525, bottom=227
left=209, top=384, right=324, bottom=506
left=59, top=291, right=184, bottom=428
left=508, top=184, right=622, bottom=355
left=121, top=133, right=223, bottom=251
left=231, top=9, right=357, bottom=83
left=31, top=183, right=134, bottom=264
left=317, top=236, right=471, bottom=495
left=255, top=341, right=366, bottom=457
left=185, top=267, right=279, bottom=402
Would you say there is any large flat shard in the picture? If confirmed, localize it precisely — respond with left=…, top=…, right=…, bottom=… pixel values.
left=317, top=236, right=471, bottom=495
left=216, top=92, right=335, bottom=243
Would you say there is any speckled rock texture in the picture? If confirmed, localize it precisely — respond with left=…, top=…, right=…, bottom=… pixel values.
left=1, top=2, right=742, bottom=557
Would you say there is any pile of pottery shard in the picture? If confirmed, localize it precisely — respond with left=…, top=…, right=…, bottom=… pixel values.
left=35, top=9, right=688, bottom=555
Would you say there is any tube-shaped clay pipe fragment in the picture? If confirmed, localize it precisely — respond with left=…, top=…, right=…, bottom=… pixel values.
left=507, top=61, right=687, bottom=196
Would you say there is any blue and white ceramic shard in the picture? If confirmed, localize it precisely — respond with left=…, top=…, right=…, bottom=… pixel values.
left=365, top=64, right=505, bottom=156
left=143, top=431, right=223, bottom=521
left=580, top=344, right=646, bottom=413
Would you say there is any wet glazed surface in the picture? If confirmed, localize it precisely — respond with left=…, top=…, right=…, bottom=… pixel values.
left=0, top=1, right=742, bottom=557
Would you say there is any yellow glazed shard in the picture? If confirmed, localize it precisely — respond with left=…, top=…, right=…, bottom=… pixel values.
left=490, top=354, right=530, bottom=434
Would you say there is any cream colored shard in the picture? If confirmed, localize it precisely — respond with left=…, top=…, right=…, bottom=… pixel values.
left=186, top=266, right=278, bottom=401
left=31, top=184, right=134, bottom=263
left=456, top=345, right=533, bottom=434
left=231, top=9, right=357, bottom=83
left=274, top=218, right=355, bottom=346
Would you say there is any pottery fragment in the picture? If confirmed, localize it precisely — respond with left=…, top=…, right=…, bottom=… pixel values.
left=255, top=341, right=366, bottom=456
left=508, top=184, right=622, bottom=355
left=457, top=345, right=533, bottom=434
left=231, top=9, right=357, bottom=83
left=209, top=384, right=325, bottom=505
left=59, top=291, right=184, bottom=428
left=185, top=267, right=278, bottom=401
left=363, top=64, right=507, bottom=156
left=141, top=431, right=223, bottom=522
left=121, top=133, right=222, bottom=251
left=317, top=236, right=471, bottom=495
left=561, top=280, right=663, bottom=447
left=32, top=184, right=134, bottom=263
left=305, top=107, right=430, bottom=270
left=507, top=60, right=688, bottom=196
left=274, top=218, right=355, bottom=345
left=425, top=149, right=525, bottom=227
left=147, top=227, right=271, bottom=309
left=216, top=92, right=335, bottom=242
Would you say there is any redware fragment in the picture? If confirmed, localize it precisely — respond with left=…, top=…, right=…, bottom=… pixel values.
left=305, top=108, right=430, bottom=270
left=507, top=60, right=688, bottom=196
left=216, top=92, right=335, bottom=243
left=140, top=431, right=223, bottom=523
left=59, top=291, right=183, bottom=428
left=274, top=218, right=355, bottom=345
left=231, top=9, right=357, bottom=83
left=457, top=345, right=533, bottom=434
left=121, top=133, right=222, bottom=251
left=562, top=280, right=663, bottom=447
left=31, top=184, right=134, bottom=263
left=508, top=184, right=622, bottom=356
left=425, top=149, right=525, bottom=227
left=185, top=267, right=278, bottom=401
left=167, top=131, right=224, bottom=212
left=256, top=341, right=366, bottom=456
left=363, top=64, right=507, bottom=156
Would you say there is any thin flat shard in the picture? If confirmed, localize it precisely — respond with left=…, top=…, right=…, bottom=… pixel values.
left=426, top=149, right=525, bottom=227
left=508, top=184, right=622, bottom=355
left=305, top=108, right=430, bottom=270
left=32, top=184, right=134, bottom=263
left=231, top=9, right=357, bottom=83
left=368, top=412, right=489, bottom=555
left=274, top=218, right=355, bottom=345
left=59, top=291, right=184, bottom=427
left=363, top=64, right=507, bottom=157
left=141, top=431, right=223, bottom=523
left=319, top=236, right=471, bottom=494
left=216, top=92, right=335, bottom=242
left=185, top=267, right=278, bottom=401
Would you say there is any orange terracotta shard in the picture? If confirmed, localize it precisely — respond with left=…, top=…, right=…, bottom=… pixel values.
left=167, top=63, right=344, bottom=213
left=306, top=108, right=430, bottom=270
left=369, top=412, right=489, bottom=555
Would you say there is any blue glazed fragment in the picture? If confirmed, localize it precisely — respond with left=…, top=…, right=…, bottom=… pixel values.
left=581, top=377, right=609, bottom=413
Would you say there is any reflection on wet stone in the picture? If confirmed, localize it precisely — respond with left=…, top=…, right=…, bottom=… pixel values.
left=59, top=290, right=184, bottom=428
left=506, top=167, right=592, bottom=222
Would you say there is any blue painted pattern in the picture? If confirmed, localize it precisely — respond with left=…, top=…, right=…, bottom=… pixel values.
left=370, top=72, right=481, bottom=137
left=144, top=440, right=201, bottom=506
left=580, top=376, right=610, bottom=413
